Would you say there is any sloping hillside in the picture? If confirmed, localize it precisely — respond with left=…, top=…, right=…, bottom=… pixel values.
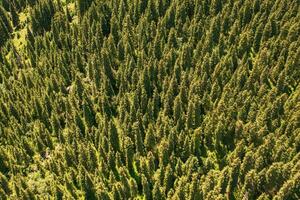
left=0, top=0, right=299, bottom=199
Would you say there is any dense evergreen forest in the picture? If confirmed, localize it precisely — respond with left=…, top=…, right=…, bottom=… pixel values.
left=0, top=0, right=299, bottom=199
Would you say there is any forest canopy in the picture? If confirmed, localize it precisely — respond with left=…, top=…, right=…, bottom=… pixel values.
left=0, top=0, right=299, bottom=199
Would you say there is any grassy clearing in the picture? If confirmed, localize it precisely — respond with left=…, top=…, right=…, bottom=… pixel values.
left=12, top=9, right=29, bottom=51
left=19, top=11, right=28, bottom=24
left=12, top=27, right=27, bottom=50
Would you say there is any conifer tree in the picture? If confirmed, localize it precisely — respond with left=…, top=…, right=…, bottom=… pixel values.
left=0, top=6, right=12, bottom=32
left=144, top=125, right=156, bottom=151
left=9, top=3, right=19, bottom=27
left=77, top=0, right=93, bottom=19
left=109, top=120, right=120, bottom=152
left=152, top=182, right=164, bottom=200
left=0, top=6, right=12, bottom=46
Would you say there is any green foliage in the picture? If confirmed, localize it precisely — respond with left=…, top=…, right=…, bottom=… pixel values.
left=77, top=0, right=93, bottom=18
left=0, top=5, right=12, bottom=46
left=30, top=0, right=55, bottom=35
left=0, top=0, right=299, bottom=199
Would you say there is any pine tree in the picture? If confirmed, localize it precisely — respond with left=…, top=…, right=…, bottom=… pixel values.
left=0, top=172, right=11, bottom=195
left=163, top=164, right=174, bottom=193
left=0, top=6, right=12, bottom=46
left=152, top=182, right=164, bottom=200
left=0, top=6, right=12, bottom=32
left=77, top=0, right=93, bottom=19
left=144, top=125, right=156, bottom=151
left=173, top=95, right=182, bottom=123
left=142, top=175, right=151, bottom=200
left=102, top=49, right=115, bottom=86
left=179, top=43, right=193, bottom=70
left=9, top=3, right=19, bottom=27
left=83, top=101, right=95, bottom=128
left=211, top=0, right=222, bottom=15
left=186, top=101, right=195, bottom=130
left=133, top=122, right=144, bottom=154
left=109, top=120, right=120, bottom=152
left=83, top=172, right=96, bottom=200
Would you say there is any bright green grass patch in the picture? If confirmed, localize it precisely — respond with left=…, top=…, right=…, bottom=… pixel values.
left=12, top=27, right=27, bottom=49
left=12, top=10, right=29, bottom=51
left=135, top=195, right=146, bottom=200
left=19, top=11, right=28, bottom=24
left=67, top=2, right=76, bottom=12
